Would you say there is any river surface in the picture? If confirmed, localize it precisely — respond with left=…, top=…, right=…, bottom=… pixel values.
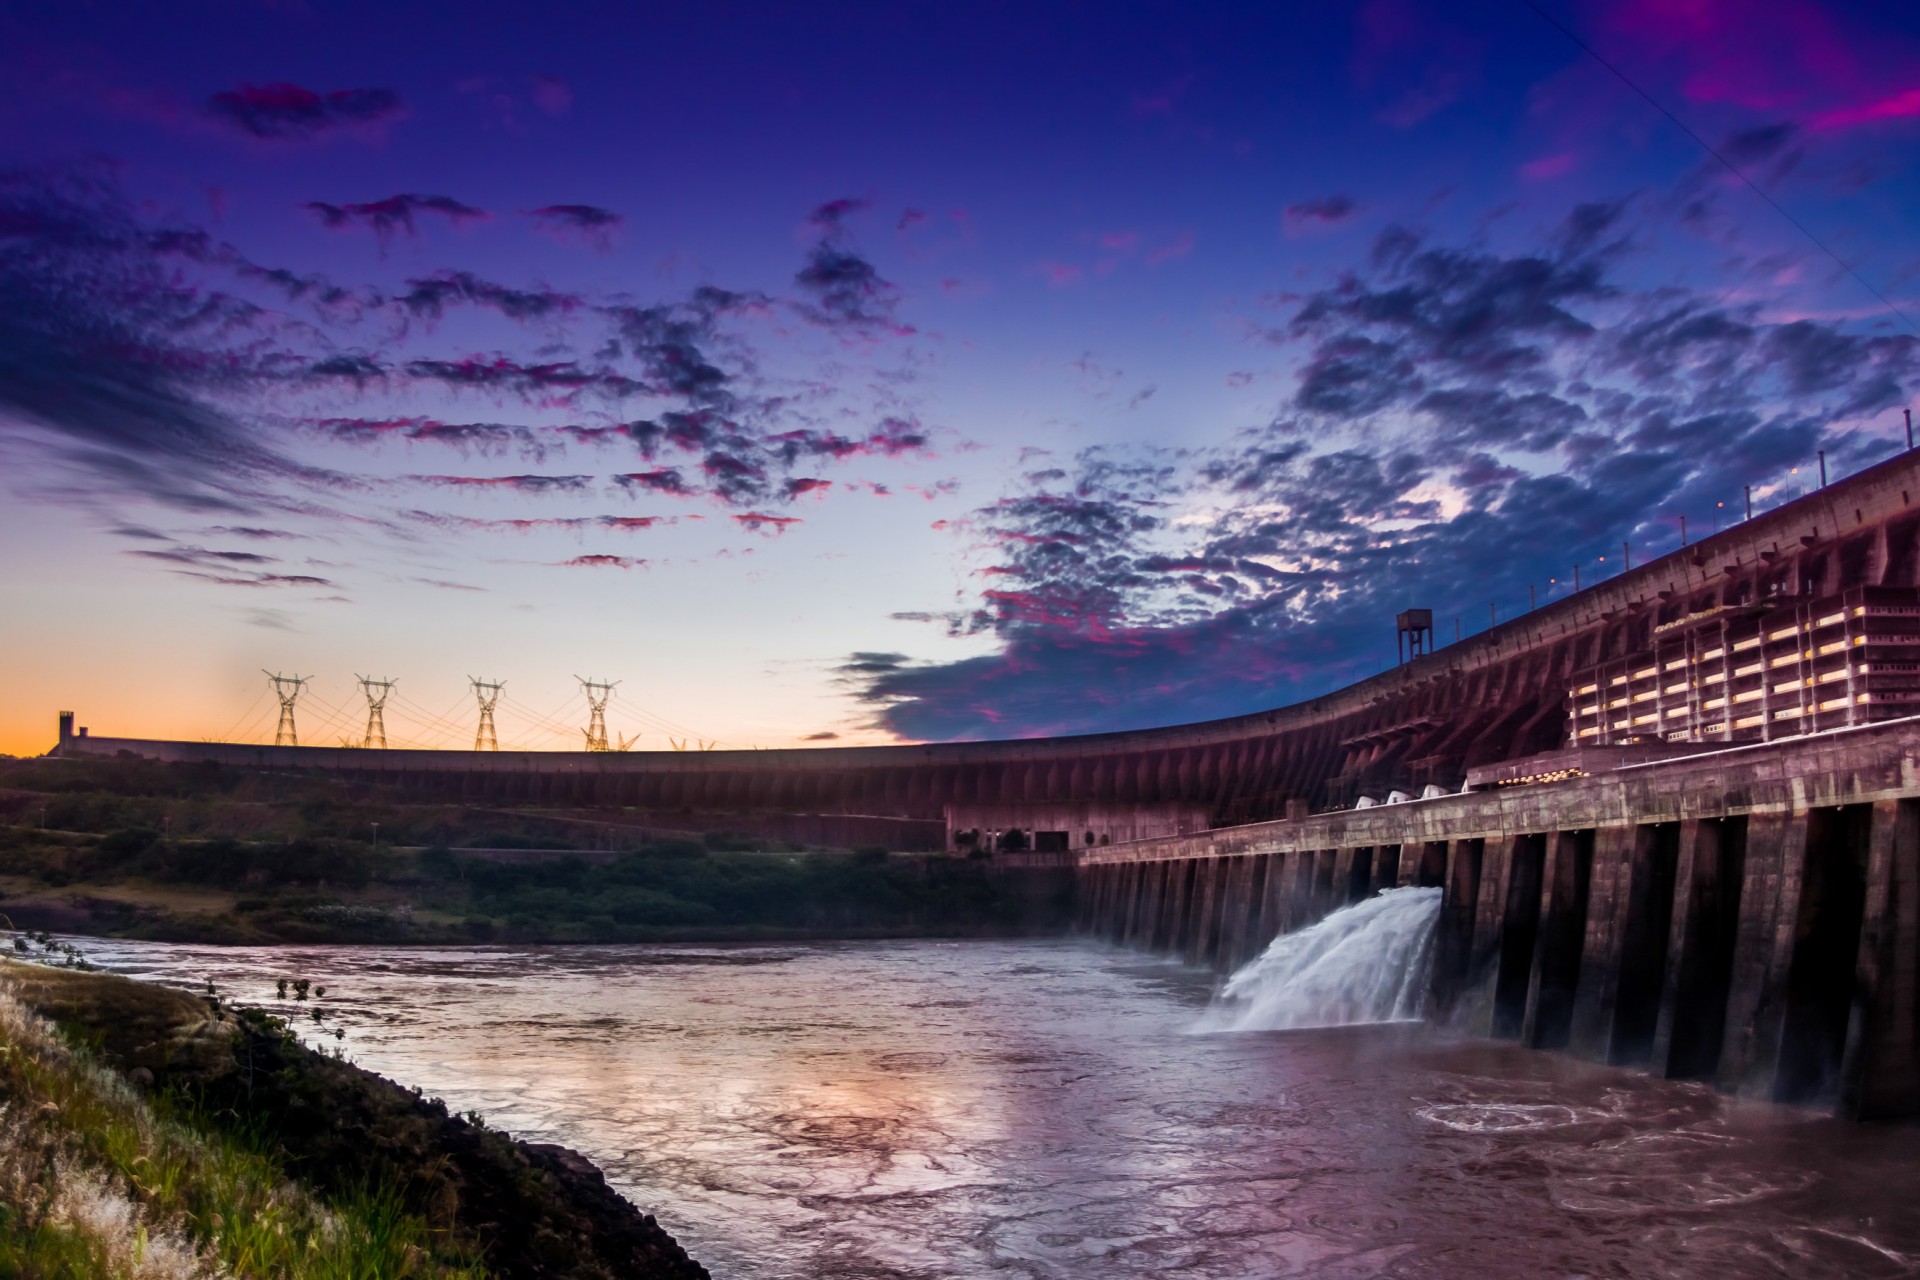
left=61, top=937, right=1920, bottom=1279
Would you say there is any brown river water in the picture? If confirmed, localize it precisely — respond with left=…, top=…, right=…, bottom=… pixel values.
left=64, top=937, right=1920, bottom=1279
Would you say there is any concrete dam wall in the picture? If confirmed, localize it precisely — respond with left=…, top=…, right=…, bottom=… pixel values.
left=56, top=449, right=1920, bottom=843
left=1071, top=717, right=1920, bottom=1120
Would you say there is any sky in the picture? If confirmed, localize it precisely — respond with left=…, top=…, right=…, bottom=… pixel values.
left=0, top=0, right=1916, bottom=756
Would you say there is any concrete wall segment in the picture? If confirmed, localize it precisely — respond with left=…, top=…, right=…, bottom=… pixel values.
left=60, top=450, right=1920, bottom=819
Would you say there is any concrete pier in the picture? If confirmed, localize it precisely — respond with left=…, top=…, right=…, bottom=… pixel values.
left=1072, top=719, right=1920, bottom=1120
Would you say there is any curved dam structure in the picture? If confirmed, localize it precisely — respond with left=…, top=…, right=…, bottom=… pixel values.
left=52, top=447, right=1920, bottom=1120
left=56, top=447, right=1920, bottom=848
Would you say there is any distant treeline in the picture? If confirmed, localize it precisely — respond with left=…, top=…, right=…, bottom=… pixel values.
left=0, top=757, right=1072, bottom=944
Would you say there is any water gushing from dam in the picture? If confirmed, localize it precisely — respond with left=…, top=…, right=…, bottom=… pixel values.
left=1204, top=885, right=1442, bottom=1032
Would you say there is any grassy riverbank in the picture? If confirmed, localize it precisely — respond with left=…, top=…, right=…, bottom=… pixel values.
left=0, top=958, right=707, bottom=1279
left=0, top=756, right=1070, bottom=945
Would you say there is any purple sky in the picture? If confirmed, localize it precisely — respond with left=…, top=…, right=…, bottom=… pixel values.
left=1, top=0, right=1917, bottom=753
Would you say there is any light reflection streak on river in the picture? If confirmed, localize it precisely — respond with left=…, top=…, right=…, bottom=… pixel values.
left=68, top=937, right=1920, bottom=1279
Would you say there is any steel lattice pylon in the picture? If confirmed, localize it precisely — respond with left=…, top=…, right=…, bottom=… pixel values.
left=577, top=676, right=619, bottom=752
left=470, top=677, right=505, bottom=751
left=262, top=671, right=307, bottom=747
left=357, top=675, right=396, bottom=749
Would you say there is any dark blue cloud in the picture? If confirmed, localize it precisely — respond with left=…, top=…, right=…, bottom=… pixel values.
left=851, top=210, right=1919, bottom=740
left=207, top=83, right=403, bottom=141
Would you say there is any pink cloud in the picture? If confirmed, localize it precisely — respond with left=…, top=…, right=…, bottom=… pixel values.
left=1130, top=76, right=1194, bottom=118
left=563, top=554, right=646, bottom=569
left=733, top=512, right=803, bottom=534
left=1812, top=86, right=1920, bottom=131
left=1587, top=0, right=1917, bottom=134
left=1146, top=229, right=1195, bottom=265
left=1098, top=230, right=1141, bottom=252
left=1352, top=0, right=1481, bottom=127
left=1032, top=261, right=1083, bottom=288
left=1520, top=152, right=1577, bottom=181
left=531, top=75, right=572, bottom=117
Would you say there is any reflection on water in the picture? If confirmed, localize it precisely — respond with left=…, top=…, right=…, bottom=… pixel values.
left=69, top=938, right=1920, bottom=1279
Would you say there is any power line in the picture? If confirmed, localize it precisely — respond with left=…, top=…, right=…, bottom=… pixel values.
left=1517, top=0, right=1918, bottom=338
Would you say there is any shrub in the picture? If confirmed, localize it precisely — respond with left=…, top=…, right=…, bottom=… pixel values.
left=644, top=837, right=708, bottom=860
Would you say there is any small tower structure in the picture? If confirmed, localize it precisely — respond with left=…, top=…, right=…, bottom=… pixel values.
left=1396, top=609, right=1435, bottom=664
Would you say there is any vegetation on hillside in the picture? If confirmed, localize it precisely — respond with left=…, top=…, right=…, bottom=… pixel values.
left=0, top=959, right=708, bottom=1279
left=0, top=756, right=1069, bottom=944
left=0, top=969, right=486, bottom=1278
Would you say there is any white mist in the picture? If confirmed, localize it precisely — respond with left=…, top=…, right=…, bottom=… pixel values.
left=1201, top=885, right=1442, bottom=1032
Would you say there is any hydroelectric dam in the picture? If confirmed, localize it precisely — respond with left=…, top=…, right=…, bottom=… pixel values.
left=55, top=448, right=1920, bottom=1120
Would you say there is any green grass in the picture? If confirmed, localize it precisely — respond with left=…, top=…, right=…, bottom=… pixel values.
left=0, top=976, right=490, bottom=1279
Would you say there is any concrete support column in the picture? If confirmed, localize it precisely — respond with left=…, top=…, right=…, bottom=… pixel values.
left=1840, top=798, right=1920, bottom=1119
left=1396, top=841, right=1425, bottom=890
left=1163, top=858, right=1196, bottom=956
left=1524, top=829, right=1593, bottom=1050
left=1311, top=849, right=1338, bottom=921
left=1372, top=844, right=1401, bottom=894
left=1241, top=853, right=1276, bottom=962
left=1262, top=851, right=1294, bottom=939
left=1212, top=857, right=1244, bottom=969
left=1145, top=862, right=1175, bottom=952
left=1091, top=863, right=1115, bottom=941
left=1457, top=833, right=1523, bottom=1035
left=1076, top=864, right=1102, bottom=933
left=1651, top=819, right=1746, bottom=1080
left=1567, top=823, right=1639, bottom=1061
left=1297, top=852, right=1328, bottom=932
left=1218, top=856, right=1259, bottom=970
left=1331, top=848, right=1360, bottom=909
left=1719, top=810, right=1812, bottom=1098
left=1186, top=858, right=1223, bottom=965
left=1098, top=859, right=1121, bottom=940
left=1122, top=861, right=1154, bottom=947
left=1116, top=861, right=1144, bottom=944
left=1432, top=837, right=1485, bottom=1018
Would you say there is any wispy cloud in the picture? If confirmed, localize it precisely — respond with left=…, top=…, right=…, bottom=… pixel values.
left=526, top=203, right=624, bottom=250
left=304, top=194, right=489, bottom=242
left=207, top=83, right=404, bottom=141
left=1283, top=195, right=1358, bottom=233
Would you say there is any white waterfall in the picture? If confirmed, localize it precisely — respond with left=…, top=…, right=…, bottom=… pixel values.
left=1200, top=885, right=1442, bottom=1032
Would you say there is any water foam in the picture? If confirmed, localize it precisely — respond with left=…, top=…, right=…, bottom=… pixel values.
left=1201, top=886, right=1442, bottom=1032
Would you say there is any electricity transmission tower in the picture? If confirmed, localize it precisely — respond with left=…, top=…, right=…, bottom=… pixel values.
left=577, top=676, right=619, bottom=752
left=470, top=678, right=504, bottom=751
left=262, top=671, right=307, bottom=747
left=357, top=675, right=396, bottom=749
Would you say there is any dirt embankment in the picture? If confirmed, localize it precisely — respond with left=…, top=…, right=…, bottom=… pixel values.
left=4, top=961, right=710, bottom=1280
